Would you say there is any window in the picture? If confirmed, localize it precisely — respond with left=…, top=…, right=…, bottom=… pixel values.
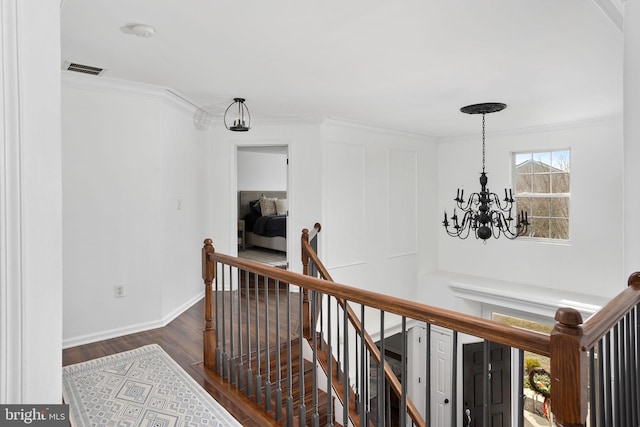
left=513, top=150, right=570, bottom=240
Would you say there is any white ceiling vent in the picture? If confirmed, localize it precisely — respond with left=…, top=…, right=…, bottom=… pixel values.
left=63, top=61, right=105, bottom=76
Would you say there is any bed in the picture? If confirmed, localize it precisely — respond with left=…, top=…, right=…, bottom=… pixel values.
left=238, top=191, right=287, bottom=252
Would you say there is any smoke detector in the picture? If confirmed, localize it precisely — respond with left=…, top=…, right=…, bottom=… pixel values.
left=120, top=23, right=155, bottom=38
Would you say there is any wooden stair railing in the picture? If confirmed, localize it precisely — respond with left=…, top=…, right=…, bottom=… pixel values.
left=301, top=225, right=424, bottom=427
left=550, top=272, right=640, bottom=427
left=203, top=236, right=640, bottom=427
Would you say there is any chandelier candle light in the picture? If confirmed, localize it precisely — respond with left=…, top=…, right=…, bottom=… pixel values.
left=442, top=102, right=529, bottom=241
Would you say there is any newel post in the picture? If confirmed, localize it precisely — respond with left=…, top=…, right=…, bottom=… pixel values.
left=301, top=228, right=312, bottom=339
left=202, top=238, right=216, bottom=369
left=550, top=307, right=587, bottom=427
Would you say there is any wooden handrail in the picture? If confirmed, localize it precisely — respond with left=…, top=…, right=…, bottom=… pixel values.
left=209, top=251, right=552, bottom=356
left=580, top=271, right=640, bottom=350
left=550, top=272, right=640, bottom=427
left=301, top=233, right=424, bottom=427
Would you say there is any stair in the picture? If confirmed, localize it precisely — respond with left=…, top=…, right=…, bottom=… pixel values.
left=196, top=337, right=338, bottom=426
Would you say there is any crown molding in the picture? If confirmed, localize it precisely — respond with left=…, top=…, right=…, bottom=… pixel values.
left=590, top=0, right=624, bottom=37
left=323, top=116, right=435, bottom=141
left=61, top=71, right=203, bottom=115
left=439, top=115, right=623, bottom=143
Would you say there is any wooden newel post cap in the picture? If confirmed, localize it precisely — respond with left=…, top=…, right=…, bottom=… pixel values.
left=629, top=271, right=640, bottom=287
left=555, top=307, right=583, bottom=327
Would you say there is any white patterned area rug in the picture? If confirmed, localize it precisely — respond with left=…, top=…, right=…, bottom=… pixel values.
left=63, top=344, right=241, bottom=426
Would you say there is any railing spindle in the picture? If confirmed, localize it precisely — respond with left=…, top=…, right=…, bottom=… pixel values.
left=336, top=296, right=341, bottom=383
left=221, top=265, right=228, bottom=379
left=286, top=283, right=294, bottom=427
left=614, top=324, right=621, bottom=426
left=378, top=311, right=385, bottom=427
left=245, top=269, right=253, bottom=398
left=255, top=273, right=262, bottom=404
left=326, top=297, right=334, bottom=426
left=311, top=291, right=319, bottom=427
left=483, top=340, right=490, bottom=427
left=342, top=301, right=349, bottom=427
left=425, top=323, right=431, bottom=426
left=214, top=262, right=221, bottom=374
left=631, top=307, right=639, bottom=427
left=275, top=280, right=283, bottom=420
left=452, top=330, right=458, bottom=427
left=237, top=268, right=244, bottom=391
left=264, top=275, right=272, bottom=411
left=229, top=265, right=235, bottom=384
left=360, top=304, right=366, bottom=427
left=298, top=285, right=307, bottom=427
left=400, top=317, right=407, bottom=427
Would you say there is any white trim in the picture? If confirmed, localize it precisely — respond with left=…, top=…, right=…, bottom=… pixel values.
left=324, top=116, right=429, bottom=141
left=0, top=0, right=23, bottom=402
left=62, top=291, right=205, bottom=349
left=449, top=280, right=605, bottom=321
left=61, top=71, right=202, bottom=117
left=439, top=115, right=623, bottom=143
left=589, top=0, right=624, bottom=37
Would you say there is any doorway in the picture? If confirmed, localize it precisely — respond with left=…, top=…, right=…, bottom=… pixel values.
left=236, top=145, right=288, bottom=267
left=463, top=341, right=512, bottom=427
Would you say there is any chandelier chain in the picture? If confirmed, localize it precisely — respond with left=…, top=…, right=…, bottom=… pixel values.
left=482, top=113, right=486, bottom=173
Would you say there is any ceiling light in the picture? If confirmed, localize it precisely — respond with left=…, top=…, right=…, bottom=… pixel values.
left=121, top=23, right=155, bottom=38
left=224, top=98, right=251, bottom=132
left=442, top=103, right=529, bottom=241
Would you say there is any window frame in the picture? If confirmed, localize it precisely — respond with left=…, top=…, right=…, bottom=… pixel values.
left=512, top=149, right=571, bottom=242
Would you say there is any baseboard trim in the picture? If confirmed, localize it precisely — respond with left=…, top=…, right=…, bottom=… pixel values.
left=62, top=291, right=205, bottom=349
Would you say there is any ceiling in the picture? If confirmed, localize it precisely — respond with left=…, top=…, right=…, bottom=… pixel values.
left=60, top=0, right=624, bottom=137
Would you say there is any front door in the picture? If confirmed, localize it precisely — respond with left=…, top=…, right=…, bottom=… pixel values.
left=463, top=341, right=511, bottom=427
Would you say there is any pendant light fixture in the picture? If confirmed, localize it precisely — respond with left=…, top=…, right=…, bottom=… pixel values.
left=224, top=98, right=251, bottom=132
left=442, top=102, right=529, bottom=241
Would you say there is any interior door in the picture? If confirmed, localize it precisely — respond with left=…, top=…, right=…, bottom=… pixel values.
left=463, top=341, right=511, bottom=427
left=431, top=329, right=452, bottom=426
left=409, top=326, right=452, bottom=427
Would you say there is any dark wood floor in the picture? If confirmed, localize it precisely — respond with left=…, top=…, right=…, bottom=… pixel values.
left=63, top=288, right=300, bottom=426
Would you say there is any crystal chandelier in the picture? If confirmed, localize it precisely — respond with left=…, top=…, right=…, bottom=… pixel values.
left=442, top=103, right=529, bottom=241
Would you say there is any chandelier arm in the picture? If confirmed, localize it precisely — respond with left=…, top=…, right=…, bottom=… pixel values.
left=491, top=210, right=523, bottom=239
left=490, top=192, right=515, bottom=212
left=455, top=192, right=481, bottom=211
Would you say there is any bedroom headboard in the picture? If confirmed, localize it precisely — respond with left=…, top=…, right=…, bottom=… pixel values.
left=238, top=191, right=287, bottom=219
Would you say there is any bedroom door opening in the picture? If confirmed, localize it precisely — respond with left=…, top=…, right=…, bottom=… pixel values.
left=236, top=145, right=289, bottom=269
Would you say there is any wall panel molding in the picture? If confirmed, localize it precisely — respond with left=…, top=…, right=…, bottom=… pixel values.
left=387, top=149, right=418, bottom=257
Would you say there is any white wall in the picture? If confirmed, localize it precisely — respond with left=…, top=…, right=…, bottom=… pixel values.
left=320, top=120, right=438, bottom=303
left=237, top=149, right=287, bottom=191
left=624, top=2, right=640, bottom=278
left=61, top=79, right=212, bottom=346
left=429, top=118, right=624, bottom=311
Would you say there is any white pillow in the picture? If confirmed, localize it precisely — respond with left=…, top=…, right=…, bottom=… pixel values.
left=275, top=198, right=288, bottom=215
left=259, top=197, right=278, bottom=216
